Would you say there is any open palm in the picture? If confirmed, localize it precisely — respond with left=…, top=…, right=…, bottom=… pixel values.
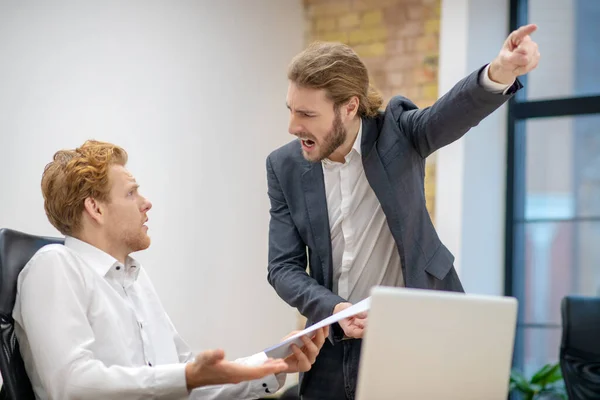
left=191, top=350, right=287, bottom=388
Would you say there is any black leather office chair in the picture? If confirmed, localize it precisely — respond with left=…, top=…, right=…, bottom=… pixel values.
left=0, top=228, right=63, bottom=400
left=560, top=295, right=600, bottom=400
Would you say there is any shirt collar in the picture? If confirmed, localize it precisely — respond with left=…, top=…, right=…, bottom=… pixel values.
left=353, top=119, right=363, bottom=156
left=64, top=236, right=141, bottom=279
left=323, top=119, right=363, bottom=166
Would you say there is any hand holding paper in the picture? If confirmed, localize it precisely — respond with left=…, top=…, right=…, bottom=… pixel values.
left=281, top=326, right=328, bottom=373
left=264, top=298, right=371, bottom=359
left=334, top=302, right=368, bottom=339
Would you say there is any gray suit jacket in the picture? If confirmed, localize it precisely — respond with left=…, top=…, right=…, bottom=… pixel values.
left=266, top=65, right=521, bottom=333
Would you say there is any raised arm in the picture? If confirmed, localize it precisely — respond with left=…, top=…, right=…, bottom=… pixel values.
left=395, top=24, right=539, bottom=158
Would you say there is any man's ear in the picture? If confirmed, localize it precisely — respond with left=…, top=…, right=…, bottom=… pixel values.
left=83, top=197, right=104, bottom=225
left=344, top=96, right=359, bottom=119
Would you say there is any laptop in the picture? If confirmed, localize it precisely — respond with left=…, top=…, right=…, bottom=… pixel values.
left=355, top=286, right=518, bottom=400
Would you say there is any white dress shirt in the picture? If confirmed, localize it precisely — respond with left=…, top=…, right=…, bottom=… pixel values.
left=324, top=64, right=511, bottom=304
left=323, top=121, right=404, bottom=304
left=13, top=236, right=280, bottom=400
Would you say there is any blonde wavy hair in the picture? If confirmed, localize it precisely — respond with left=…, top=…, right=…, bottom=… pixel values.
left=287, top=41, right=383, bottom=117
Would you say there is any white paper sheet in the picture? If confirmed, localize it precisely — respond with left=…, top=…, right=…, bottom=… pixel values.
left=263, top=297, right=371, bottom=359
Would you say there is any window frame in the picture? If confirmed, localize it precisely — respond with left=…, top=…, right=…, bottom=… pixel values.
left=504, top=0, right=600, bottom=370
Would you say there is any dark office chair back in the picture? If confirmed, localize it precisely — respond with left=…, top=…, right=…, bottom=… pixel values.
left=560, top=295, right=600, bottom=400
left=0, top=228, right=63, bottom=400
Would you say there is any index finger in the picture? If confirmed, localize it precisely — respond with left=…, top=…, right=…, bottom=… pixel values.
left=511, top=24, right=537, bottom=43
left=314, top=327, right=327, bottom=347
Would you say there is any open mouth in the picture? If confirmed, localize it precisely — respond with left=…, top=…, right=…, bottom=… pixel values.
left=301, top=139, right=316, bottom=149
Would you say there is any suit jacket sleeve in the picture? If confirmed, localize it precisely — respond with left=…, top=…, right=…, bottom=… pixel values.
left=266, top=156, right=346, bottom=326
left=392, top=64, right=520, bottom=158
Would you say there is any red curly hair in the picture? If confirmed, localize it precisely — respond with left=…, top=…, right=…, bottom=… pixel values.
left=41, top=140, right=128, bottom=236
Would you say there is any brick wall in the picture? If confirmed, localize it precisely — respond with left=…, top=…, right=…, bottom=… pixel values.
left=303, top=0, right=440, bottom=223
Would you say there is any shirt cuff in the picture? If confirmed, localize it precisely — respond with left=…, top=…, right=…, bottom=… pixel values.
left=152, top=363, right=189, bottom=399
left=479, top=63, right=514, bottom=95
left=238, top=352, right=283, bottom=396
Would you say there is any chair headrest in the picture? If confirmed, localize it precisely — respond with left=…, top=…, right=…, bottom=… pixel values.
left=561, top=295, right=600, bottom=355
left=0, top=228, right=63, bottom=316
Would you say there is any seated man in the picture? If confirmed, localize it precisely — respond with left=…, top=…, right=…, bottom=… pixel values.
left=13, top=140, right=326, bottom=399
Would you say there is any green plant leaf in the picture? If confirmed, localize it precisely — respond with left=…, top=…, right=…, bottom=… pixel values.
left=546, top=364, right=563, bottom=384
left=530, top=383, right=543, bottom=392
left=531, top=363, right=554, bottom=384
left=531, top=363, right=562, bottom=387
left=517, top=381, right=536, bottom=394
left=510, top=369, right=535, bottom=394
left=511, top=364, right=566, bottom=396
left=510, top=369, right=528, bottom=384
left=536, top=387, right=568, bottom=400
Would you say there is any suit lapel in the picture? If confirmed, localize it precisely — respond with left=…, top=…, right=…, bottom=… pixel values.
left=301, top=161, right=333, bottom=288
left=361, top=118, right=388, bottom=200
left=361, top=117, right=406, bottom=277
left=361, top=117, right=402, bottom=231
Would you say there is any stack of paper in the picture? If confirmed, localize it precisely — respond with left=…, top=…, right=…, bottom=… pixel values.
left=263, top=298, right=371, bottom=359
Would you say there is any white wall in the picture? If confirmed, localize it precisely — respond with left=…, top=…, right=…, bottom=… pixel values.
left=0, top=0, right=304, bottom=359
left=436, top=0, right=510, bottom=296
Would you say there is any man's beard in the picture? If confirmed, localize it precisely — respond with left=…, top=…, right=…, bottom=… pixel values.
left=125, top=233, right=151, bottom=253
left=303, top=109, right=347, bottom=162
left=116, top=226, right=151, bottom=254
